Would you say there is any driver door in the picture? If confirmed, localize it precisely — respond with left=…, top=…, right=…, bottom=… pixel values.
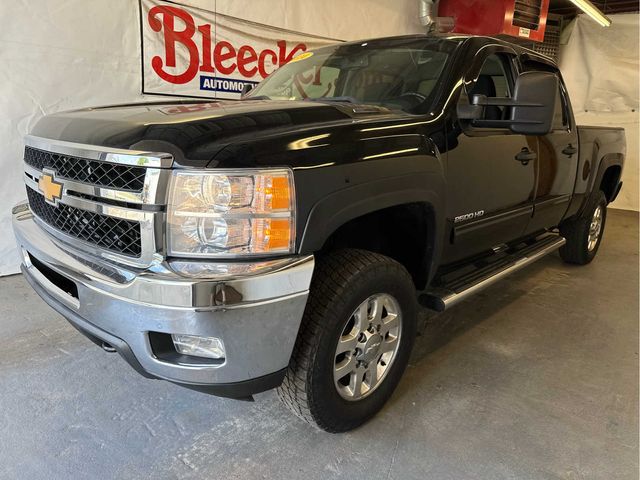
left=442, top=48, right=536, bottom=264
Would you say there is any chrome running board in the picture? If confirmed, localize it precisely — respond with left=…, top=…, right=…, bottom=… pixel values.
left=421, top=234, right=566, bottom=312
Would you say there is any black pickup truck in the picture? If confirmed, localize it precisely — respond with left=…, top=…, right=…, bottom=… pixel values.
left=12, top=35, right=625, bottom=432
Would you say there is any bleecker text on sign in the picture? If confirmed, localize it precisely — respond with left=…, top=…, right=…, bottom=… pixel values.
left=141, top=0, right=337, bottom=99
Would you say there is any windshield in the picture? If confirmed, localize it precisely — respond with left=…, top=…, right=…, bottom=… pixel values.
left=247, top=38, right=457, bottom=113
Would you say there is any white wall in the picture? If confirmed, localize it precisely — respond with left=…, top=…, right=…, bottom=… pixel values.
left=559, top=13, right=639, bottom=212
left=0, top=0, right=423, bottom=276
left=214, top=0, right=423, bottom=40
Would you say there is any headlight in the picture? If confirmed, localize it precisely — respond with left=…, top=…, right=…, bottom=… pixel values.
left=168, top=169, right=295, bottom=257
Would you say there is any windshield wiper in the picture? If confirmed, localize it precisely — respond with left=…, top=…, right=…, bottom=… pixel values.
left=243, top=95, right=271, bottom=100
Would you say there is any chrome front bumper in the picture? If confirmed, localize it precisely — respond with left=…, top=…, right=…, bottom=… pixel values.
left=12, top=201, right=314, bottom=397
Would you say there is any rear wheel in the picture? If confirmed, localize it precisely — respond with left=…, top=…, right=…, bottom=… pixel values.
left=560, top=190, right=607, bottom=265
left=277, top=249, right=417, bottom=432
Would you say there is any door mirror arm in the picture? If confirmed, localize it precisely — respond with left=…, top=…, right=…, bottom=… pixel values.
left=456, top=103, right=483, bottom=120
left=471, top=94, right=544, bottom=108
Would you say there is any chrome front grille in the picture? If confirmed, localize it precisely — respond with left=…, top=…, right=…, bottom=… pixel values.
left=22, top=136, right=172, bottom=267
left=24, top=146, right=147, bottom=191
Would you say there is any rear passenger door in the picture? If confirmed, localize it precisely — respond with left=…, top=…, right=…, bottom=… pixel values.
left=524, top=70, right=579, bottom=233
left=443, top=47, right=536, bottom=264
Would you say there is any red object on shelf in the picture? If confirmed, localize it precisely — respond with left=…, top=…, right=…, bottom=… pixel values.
left=437, top=0, right=550, bottom=43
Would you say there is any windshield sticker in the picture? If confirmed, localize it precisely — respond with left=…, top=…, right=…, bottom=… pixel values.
left=290, top=52, right=314, bottom=63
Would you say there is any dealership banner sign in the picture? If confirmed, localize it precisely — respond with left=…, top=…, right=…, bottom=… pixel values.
left=140, top=0, right=338, bottom=99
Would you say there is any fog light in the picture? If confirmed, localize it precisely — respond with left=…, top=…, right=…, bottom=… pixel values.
left=171, top=334, right=225, bottom=359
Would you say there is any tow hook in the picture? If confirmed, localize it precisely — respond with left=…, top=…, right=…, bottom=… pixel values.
left=101, top=341, right=117, bottom=353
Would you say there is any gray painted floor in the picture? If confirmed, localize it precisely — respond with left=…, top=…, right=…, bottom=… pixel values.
left=0, top=210, right=637, bottom=480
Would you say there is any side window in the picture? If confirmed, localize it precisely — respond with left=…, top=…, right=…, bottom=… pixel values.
left=468, top=54, right=514, bottom=121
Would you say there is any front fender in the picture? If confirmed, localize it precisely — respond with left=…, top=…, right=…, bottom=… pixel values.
left=295, top=146, right=446, bottom=285
left=299, top=172, right=444, bottom=253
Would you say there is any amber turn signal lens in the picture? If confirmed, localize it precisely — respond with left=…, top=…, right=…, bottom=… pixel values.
left=252, top=218, right=292, bottom=253
left=268, top=177, right=291, bottom=211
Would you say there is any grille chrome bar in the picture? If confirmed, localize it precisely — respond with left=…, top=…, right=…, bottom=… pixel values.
left=24, top=163, right=168, bottom=206
left=24, top=179, right=153, bottom=222
left=25, top=135, right=174, bottom=168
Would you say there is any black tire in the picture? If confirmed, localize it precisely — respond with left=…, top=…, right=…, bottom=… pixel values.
left=559, top=190, right=607, bottom=265
left=277, top=249, right=417, bottom=433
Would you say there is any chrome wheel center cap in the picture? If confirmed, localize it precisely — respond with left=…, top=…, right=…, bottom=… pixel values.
left=359, top=334, right=383, bottom=364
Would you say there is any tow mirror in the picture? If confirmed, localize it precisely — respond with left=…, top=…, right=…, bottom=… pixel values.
left=461, top=71, right=558, bottom=135
left=510, top=71, right=558, bottom=135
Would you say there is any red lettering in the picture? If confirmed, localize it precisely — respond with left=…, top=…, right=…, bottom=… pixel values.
left=237, top=45, right=258, bottom=77
left=278, top=41, right=307, bottom=66
left=148, top=6, right=199, bottom=84
left=198, top=24, right=214, bottom=73
left=297, top=67, right=315, bottom=84
left=258, top=49, right=277, bottom=78
left=214, top=41, right=236, bottom=75
left=293, top=76, right=309, bottom=99
left=148, top=9, right=314, bottom=86
left=312, top=66, right=323, bottom=85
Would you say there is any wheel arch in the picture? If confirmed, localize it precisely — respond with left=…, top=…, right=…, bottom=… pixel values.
left=580, top=151, right=624, bottom=216
left=600, top=163, right=623, bottom=203
left=298, top=173, right=445, bottom=290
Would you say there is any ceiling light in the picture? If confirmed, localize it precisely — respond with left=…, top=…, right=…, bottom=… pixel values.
left=568, top=0, right=612, bottom=27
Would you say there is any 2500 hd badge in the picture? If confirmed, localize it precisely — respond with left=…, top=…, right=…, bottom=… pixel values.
left=454, top=210, right=485, bottom=223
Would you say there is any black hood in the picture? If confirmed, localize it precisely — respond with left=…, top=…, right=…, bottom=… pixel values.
left=30, top=99, right=400, bottom=167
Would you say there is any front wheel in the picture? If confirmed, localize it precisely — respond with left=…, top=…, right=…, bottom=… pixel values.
left=277, top=249, right=417, bottom=432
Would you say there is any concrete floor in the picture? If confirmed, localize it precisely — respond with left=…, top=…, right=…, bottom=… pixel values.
left=0, top=209, right=637, bottom=480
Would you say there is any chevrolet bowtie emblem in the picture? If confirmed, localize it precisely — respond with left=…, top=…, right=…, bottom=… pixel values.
left=38, top=170, right=63, bottom=205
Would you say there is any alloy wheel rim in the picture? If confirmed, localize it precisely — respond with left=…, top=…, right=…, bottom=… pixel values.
left=588, top=205, right=603, bottom=252
left=333, top=293, right=402, bottom=401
